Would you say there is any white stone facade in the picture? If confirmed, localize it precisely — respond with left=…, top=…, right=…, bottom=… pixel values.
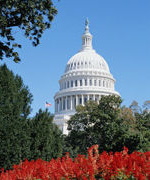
left=54, top=20, right=119, bottom=135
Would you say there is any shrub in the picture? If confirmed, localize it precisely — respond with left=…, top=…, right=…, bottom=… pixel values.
left=0, top=145, right=149, bottom=179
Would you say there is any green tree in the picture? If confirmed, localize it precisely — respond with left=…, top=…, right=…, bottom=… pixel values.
left=66, top=95, right=141, bottom=155
left=129, top=100, right=142, bottom=114
left=128, top=100, right=150, bottom=151
left=134, top=111, right=150, bottom=151
left=29, top=109, right=63, bottom=161
left=0, top=0, right=57, bottom=62
left=0, top=64, right=32, bottom=169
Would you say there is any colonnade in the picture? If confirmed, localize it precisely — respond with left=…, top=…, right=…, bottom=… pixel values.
left=60, top=78, right=114, bottom=90
left=55, top=94, right=101, bottom=113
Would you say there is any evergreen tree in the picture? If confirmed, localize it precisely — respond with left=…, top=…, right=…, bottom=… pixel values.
left=0, top=64, right=32, bottom=169
left=29, top=109, right=63, bottom=161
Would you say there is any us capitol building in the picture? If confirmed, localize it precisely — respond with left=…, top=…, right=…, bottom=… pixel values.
left=54, top=20, right=119, bottom=134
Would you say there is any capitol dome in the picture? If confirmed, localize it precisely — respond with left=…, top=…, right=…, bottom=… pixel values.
left=54, top=19, right=119, bottom=134
left=65, top=50, right=110, bottom=73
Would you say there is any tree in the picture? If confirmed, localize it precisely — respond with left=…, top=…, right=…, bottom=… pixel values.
left=0, top=0, right=57, bottom=62
left=128, top=100, right=150, bottom=151
left=0, top=64, right=32, bottom=118
left=66, top=95, right=141, bottom=155
left=29, top=109, right=64, bottom=161
left=143, top=100, right=150, bottom=113
left=134, top=110, right=150, bottom=152
left=129, top=100, right=142, bottom=114
left=0, top=64, right=32, bottom=169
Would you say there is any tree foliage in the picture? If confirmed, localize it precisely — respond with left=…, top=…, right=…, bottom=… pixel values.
left=29, top=109, right=64, bottom=161
left=134, top=111, right=150, bottom=151
left=0, top=64, right=32, bottom=118
left=0, top=64, right=32, bottom=169
left=0, top=65, right=64, bottom=170
left=66, top=95, right=149, bottom=155
left=0, top=0, right=57, bottom=62
left=128, top=100, right=150, bottom=151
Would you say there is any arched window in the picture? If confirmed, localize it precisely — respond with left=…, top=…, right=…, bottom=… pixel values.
left=94, top=80, right=97, bottom=86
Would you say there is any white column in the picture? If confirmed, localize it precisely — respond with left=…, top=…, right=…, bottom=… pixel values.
left=92, top=79, right=94, bottom=86
left=57, top=99, right=59, bottom=112
left=82, top=95, right=84, bottom=105
left=87, top=78, right=89, bottom=86
left=61, top=97, right=63, bottom=111
left=56, top=100, right=58, bottom=112
left=76, top=95, right=78, bottom=106
left=59, top=98, right=61, bottom=111
left=77, top=79, right=79, bottom=87
left=93, top=94, right=95, bottom=101
left=98, top=95, right=101, bottom=104
left=65, top=96, right=67, bottom=110
left=70, top=96, right=73, bottom=110
left=82, top=79, right=84, bottom=86
left=87, top=94, right=90, bottom=101
left=54, top=100, right=56, bottom=112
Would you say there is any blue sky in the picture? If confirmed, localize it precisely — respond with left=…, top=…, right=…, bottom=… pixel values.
left=1, top=0, right=150, bottom=116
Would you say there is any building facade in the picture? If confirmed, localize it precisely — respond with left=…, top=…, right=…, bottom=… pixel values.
left=54, top=20, right=119, bottom=134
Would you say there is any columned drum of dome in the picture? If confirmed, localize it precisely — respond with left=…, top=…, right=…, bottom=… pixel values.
left=54, top=20, right=119, bottom=135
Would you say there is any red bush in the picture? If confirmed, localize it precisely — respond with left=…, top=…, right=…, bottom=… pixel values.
left=0, top=145, right=150, bottom=179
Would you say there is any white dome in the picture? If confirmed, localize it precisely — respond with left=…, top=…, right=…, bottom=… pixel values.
left=65, top=50, right=110, bottom=73
left=54, top=19, right=119, bottom=135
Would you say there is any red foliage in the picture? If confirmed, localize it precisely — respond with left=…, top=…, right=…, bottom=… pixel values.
left=0, top=145, right=149, bottom=180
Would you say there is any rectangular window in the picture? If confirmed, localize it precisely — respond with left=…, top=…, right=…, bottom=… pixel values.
left=84, top=97, right=87, bottom=103
left=80, top=80, right=82, bottom=86
left=90, top=79, right=92, bottom=86
left=67, top=97, right=70, bottom=109
left=99, top=80, right=101, bottom=86
left=74, top=97, right=76, bottom=107
left=85, top=79, right=87, bottom=86
left=67, top=81, right=69, bottom=88
left=103, top=81, right=105, bottom=87
left=63, top=98, right=65, bottom=110
left=79, top=97, right=82, bottom=104
left=75, top=80, right=77, bottom=87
